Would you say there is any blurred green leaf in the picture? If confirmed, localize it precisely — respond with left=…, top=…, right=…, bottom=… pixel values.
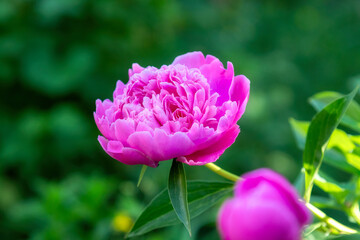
left=290, top=119, right=360, bottom=175
left=127, top=181, right=233, bottom=238
left=304, top=222, right=325, bottom=238
left=310, top=196, right=341, bottom=210
left=294, top=168, right=306, bottom=196
left=309, top=91, right=360, bottom=133
left=351, top=136, right=360, bottom=146
left=346, top=153, right=360, bottom=171
left=324, top=150, right=360, bottom=175
left=289, top=118, right=309, bottom=149
left=168, top=160, right=191, bottom=236
left=333, top=234, right=360, bottom=239
left=303, top=89, right=357, bottom=202
left=314, top=171, right=349, bottom=201
left=137, top=165, right=148, bottom=187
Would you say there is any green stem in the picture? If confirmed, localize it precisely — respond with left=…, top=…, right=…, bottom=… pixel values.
left=306, top=202, right=357, bottom=234
left=204, top=163, right=358, bottom=235
left=205, top=163, right=240, bottom=182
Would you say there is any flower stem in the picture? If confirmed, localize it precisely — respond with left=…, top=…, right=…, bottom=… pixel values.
left=305, top=202, right=357, bottom=234
left=204, top=163, right=240, bottom=182
left=204, top=163, right=358, bottom=235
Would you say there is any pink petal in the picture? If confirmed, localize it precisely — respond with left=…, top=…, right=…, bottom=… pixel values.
left=218, top=197, right=300, bottom=240
left=94, top=112, right=114, bottom=140
left=128, top=63, right=144, bottom=77
left=127, top=131, right=163, bottom=161
left=98, top=136, right=156, bottom=167
left=229, top=75, right=250, bottom=120
left=200, top=61, right=234, bottom=106
left=172, top=51, right=206, bottom=68
left=178, top=125, right=240, bottom=165
left=113, top=80, right=126, bottom=99
left=236, top=169, right=312, bottom=226
left=153, top=129, right=195, bottom=161
left=114, top=119, right=136, bottom=145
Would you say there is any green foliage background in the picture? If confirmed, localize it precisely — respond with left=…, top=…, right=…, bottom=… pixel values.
left=0, top=0, right=359, bottom=239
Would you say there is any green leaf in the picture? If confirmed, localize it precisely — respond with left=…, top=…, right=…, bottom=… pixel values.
left=309, top=91, right=360, bottom=133
left=127, top=181, right=233, bottom=238
left=290, top=119, right=357, bottom=153
left=137, top=165, right=147, bottom=187
left=294, top=168, right=306, bottom=196
left=168, top=159, right=191, bottom=235
left=315, top=172, right=346, bottom=194
left=324, top=150, right=360, bottom=175
left=333, top=235, right=360, bottom=240
left=314, top=171, right=349, bottom=201
left=304, top=222, right=325, bottom=238
left=346, top=153, right=360, bottom=171
left=303, top=89, right=357, bottom=202
left=289, top=118, right=309, bottom=149
left=310, top=196, right=341, bottom=210
left=351, top=136, right=360, bottom=146
left=289, top=118, right=360, bottom=175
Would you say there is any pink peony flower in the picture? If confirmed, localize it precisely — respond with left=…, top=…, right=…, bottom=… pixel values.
left=94, top=52, right=250, bottom=167
left=217, top=169, right=312, bottom=240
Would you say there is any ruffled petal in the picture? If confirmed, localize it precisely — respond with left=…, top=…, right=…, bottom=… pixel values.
left=127, top=129, right=195, bottom=162
left=172, top=51, right=206, bottom=69
left=98, top=136, right=156, bottom=167
left=113, top=119, right=136, bottom=145
left=229, top=75, right=250, bottom=120
left=127, top=131, right=163, bottom=161
left=178, top=125, right=239, bottom=165
left=153, top=129, right=195, bottom=161
left=128, top=63, right=145, bottom=77
left=200, top=61, right=234, bottom=106
left=113, top=80, right=126, bottom=99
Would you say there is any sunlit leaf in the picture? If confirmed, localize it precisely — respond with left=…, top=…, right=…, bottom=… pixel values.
left=127, top=181, right=233, bottom=238
left=309, top=91, right=360, bottom=133
left=290, top=119, right=356, bottom=153
left=314, top=171, right=349, bottom=202
left=289, top=118, right=309, bottom=149
left=310, top=196, right=341, bottom=210
left=290, top=119, right=360, bottom=175
left=303, top=89, right=357, bottom=202
left=346, top=153, right=360, bottom=171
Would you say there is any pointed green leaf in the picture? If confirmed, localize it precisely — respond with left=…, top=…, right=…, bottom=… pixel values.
left=137, top=165, right=148, bottom=187
left=127, top=181, right=233, bottom=238
left=289, top=118, right=309, bottom=149
left=309, top=91, right=360, bottom=133
left=168, top=160, right=191, bottom=235
left=290, top=119, right=360, bottom=175
left=314, top=171, right=349, bottom=202
left=303, top=89, right=357, bottom=202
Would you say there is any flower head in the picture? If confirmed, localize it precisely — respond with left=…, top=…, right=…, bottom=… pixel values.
left=94, top=52, right=250, bottom=167
left=217, top=169, right=312, bottom=240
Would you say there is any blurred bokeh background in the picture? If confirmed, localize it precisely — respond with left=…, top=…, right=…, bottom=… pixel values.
left=1, top=0, right=360, bottom=239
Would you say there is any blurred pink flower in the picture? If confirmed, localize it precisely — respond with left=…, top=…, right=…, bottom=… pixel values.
left=217, top=169, right=312, bottom=240
left=94, top=52, right=250, bottom=167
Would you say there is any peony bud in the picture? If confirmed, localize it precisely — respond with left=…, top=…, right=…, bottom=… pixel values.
left=217, top=169, right=312, bottom=240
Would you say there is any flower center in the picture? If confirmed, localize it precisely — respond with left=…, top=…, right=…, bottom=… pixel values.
left=114, top=64, right=219, bottom=133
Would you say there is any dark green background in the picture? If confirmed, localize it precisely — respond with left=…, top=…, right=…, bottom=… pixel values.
left=1, top=0, right=359, bottom=239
